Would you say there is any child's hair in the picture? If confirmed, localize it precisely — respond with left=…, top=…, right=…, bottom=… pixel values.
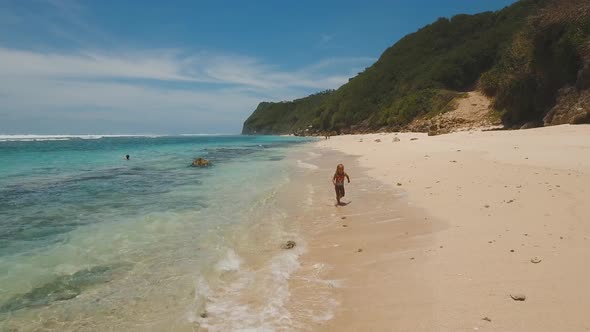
left=335, top=164, right=344, bottom=174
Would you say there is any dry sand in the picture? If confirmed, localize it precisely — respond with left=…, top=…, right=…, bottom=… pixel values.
left=293, top=124, right=590, bottom=331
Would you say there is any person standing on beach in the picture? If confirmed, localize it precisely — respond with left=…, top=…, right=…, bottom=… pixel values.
left=332, top=164, right=350, bottom=205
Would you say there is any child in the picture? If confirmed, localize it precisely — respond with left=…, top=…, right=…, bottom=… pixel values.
left=332, top=164, right=350, bottom=205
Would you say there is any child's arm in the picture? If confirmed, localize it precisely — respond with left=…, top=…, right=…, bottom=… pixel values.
left=332, top=173, right=337, bottom=185
left=345, top=173, right=350, bottom=183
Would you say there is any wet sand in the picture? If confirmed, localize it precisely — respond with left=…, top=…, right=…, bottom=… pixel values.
left=292, top=124, right=590, bottom=331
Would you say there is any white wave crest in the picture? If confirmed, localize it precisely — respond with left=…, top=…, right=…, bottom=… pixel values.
left=0, top=134, right=162, bottom=142
left=215, top=249, right=242, bottom=272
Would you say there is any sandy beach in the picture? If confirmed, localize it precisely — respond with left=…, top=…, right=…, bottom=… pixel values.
left=291, top=124, right=590, bottom=331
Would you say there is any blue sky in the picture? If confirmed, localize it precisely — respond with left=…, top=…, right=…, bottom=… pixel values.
left=0, top=0, right=517, bottom=134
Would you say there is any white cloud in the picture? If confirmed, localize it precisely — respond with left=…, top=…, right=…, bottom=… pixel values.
left=0, top=1, right=378, bottom=133
left=0, top=48, right=198, bottom=82
left=0, top=47, right=374, bottom=133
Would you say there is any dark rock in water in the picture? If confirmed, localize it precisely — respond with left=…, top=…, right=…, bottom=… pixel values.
left=357, top=248, right=363, bottom=253
left=281, top=241, right=296, bottom=250
left=531, top=257, right=542, bottom=264
left=482, top=316, right=492, bottom=322
left=0, top=264, right=128, bottom=313
left=200, top=312, right=208, bottom=318
left=191, top=158, right=211, bottom=167
left=393, top=137, right=401, bottom=142
left=410, top=138, right=418, bottom=141
left=510, top=294, right=526, bottom=301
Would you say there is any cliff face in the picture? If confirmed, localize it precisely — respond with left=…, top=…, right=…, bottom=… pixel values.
left=545, top=55, right=590, bottom=125
left=242, top=0, right=590, bottom=135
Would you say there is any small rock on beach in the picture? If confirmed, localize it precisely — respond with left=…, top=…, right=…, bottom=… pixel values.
left=531, top=257, right=542, bottom=264
left=281, top=241, right=296, bottom=250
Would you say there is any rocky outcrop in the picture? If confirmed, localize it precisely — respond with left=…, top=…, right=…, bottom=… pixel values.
left=543, top=87, right=590, bottom=126
left=544, top=54, right=590, bottom=126
left=409, top=92, right=502, bottom=136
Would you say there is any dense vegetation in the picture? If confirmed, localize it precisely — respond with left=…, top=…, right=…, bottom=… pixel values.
left=243, top=0, right=590, bottom=135
left=480, top=0, right=590, bottom=125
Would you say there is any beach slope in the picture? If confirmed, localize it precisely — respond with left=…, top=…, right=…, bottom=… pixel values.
left=302, top=125, right=590, bottom=331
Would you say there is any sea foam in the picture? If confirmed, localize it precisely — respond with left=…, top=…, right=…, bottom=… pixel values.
left=297, top=160, right=319, bottom=170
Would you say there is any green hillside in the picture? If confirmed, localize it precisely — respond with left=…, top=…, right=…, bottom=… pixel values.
left=242, top=0, right=590, bottom=135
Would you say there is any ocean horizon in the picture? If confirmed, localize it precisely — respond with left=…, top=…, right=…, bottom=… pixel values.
left=0, top=134, right=240, bottom=142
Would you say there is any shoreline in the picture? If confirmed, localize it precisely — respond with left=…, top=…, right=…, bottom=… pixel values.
left=291, top=124, right=590, bottom=331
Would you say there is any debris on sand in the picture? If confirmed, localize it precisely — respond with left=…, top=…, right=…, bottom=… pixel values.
left=410, top=138, right=418, bottom=141
left=482, top=317, right=492, bottom=322
left=393, top=137, right=401, bottom=142
left=531, top=257, right=542, bottom=264
left=510, top=294, right=526, bottom=301
left=281, top=241, right=296, bottom=250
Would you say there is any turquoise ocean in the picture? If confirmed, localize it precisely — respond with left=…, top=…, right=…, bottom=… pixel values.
left=0, top=135, right=313, bottom=331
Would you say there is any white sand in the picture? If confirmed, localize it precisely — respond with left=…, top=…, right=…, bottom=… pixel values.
left=301, top=124, right=590, bottom=331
